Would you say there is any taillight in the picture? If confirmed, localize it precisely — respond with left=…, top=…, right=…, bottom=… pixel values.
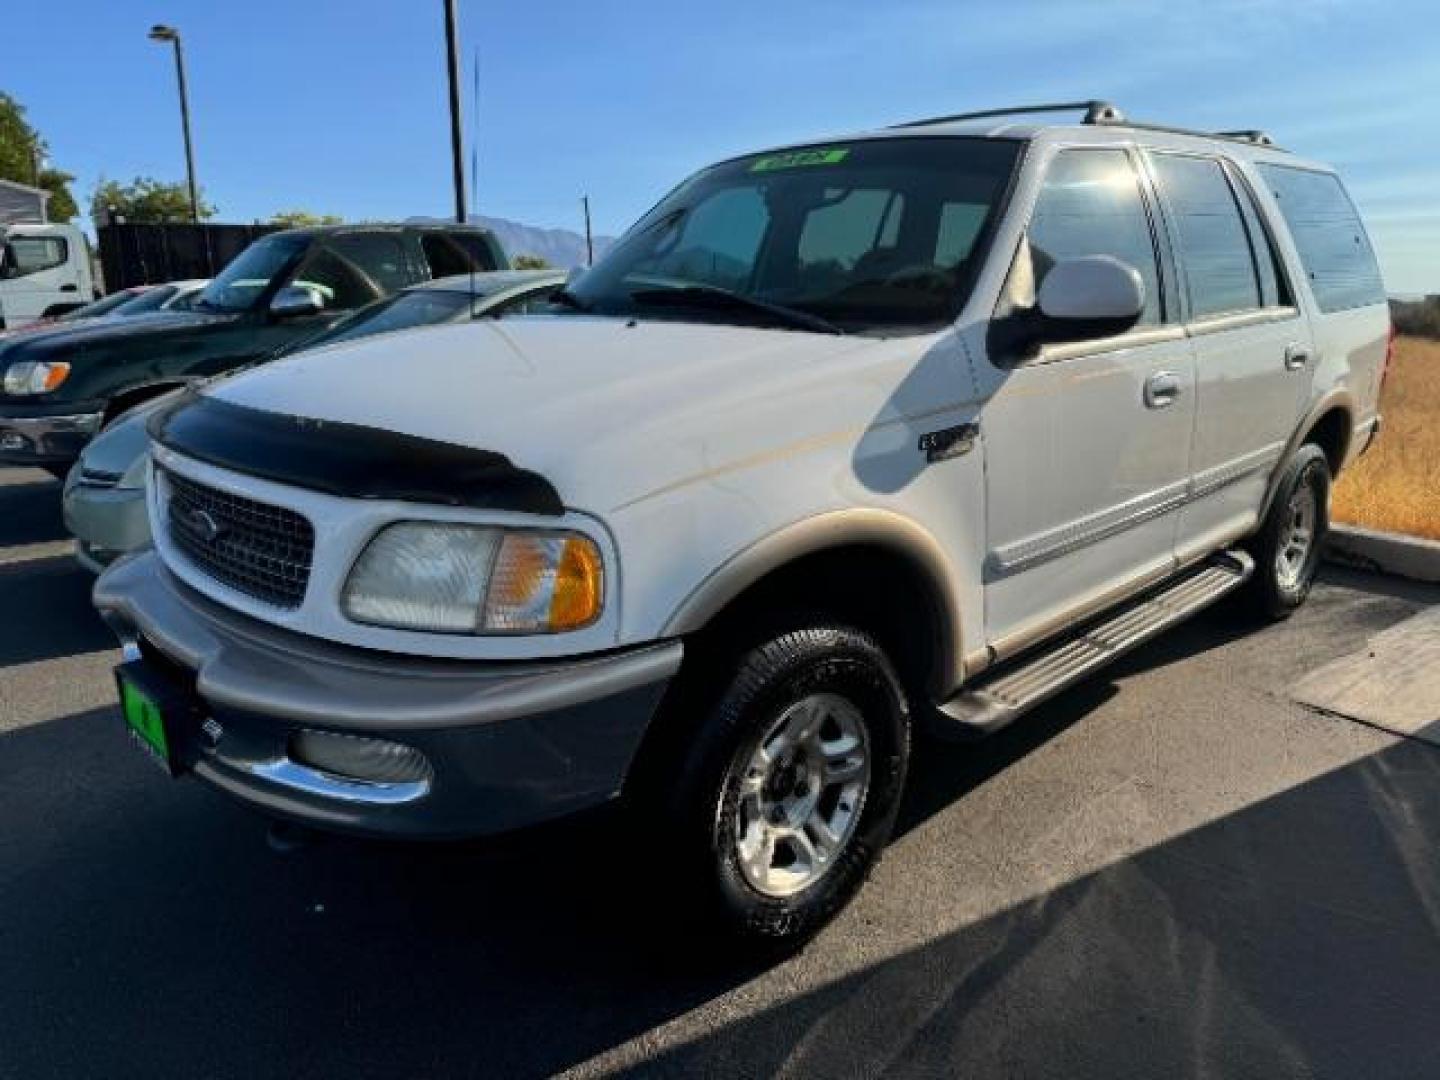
left=1380, top=322, right=1396, bottom=396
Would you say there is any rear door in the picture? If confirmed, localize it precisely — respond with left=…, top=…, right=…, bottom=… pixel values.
left=1146, top=152, right=1312, bottom=560
left=979, top=146, right=1196, bottom=653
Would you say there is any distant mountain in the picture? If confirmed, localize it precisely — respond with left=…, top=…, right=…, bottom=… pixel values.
left=471, top=214, right=615, bottom=270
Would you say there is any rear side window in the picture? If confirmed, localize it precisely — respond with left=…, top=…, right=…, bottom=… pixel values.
left=1257, top=165, right=1385, bottom=313
left=423, top=232, right=502, bottom=278
left=1152, top=154, right=1261, bottom=319
left=1023, top=148, right=1164, bottom=327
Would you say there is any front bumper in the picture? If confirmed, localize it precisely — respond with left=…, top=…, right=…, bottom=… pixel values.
left=94, top=552, right=683, bottom=839
left=62, top=471, right=150, bottom=573
left=0, top=409, right=103, bottom=465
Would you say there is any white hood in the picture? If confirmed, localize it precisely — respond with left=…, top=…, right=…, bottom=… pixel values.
left=209, top=315, right=935, bottom=513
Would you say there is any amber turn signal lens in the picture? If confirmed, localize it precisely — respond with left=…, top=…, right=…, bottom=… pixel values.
left=482, top=532, right=604, bottom=632
left=39, top=362, right=71, bottom=392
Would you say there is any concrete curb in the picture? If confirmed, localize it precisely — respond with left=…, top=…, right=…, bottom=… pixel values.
left=1324, top=524, right=1440, bottom=584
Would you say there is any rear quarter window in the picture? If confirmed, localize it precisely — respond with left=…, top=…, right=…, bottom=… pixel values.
left=1256, top=165, right=1385, bottom=313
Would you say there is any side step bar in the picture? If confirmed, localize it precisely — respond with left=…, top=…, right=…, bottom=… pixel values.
left=934, top=551, right=1254, bottom=738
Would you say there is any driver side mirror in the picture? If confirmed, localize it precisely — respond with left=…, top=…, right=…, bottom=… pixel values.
left=1034, top=255, right=1145, bottom=343
left=269, top=284, right=325, bottom=320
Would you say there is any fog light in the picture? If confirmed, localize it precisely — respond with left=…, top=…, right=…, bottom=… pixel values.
left=288, top=730, right=432, bottom=785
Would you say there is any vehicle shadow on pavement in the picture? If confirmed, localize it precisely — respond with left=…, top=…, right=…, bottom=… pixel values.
left=639, top=732, right=1440, bottom=1077
left=0, top=555, right=113, bottom=669
left=0, top=706, right=772, bottom=1079
left=0, top=473, right=67, bottom=548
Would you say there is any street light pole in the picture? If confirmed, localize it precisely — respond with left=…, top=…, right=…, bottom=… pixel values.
left=148, top=24, right=200, bottom=223
left=442, top=0, right=468, bottom=223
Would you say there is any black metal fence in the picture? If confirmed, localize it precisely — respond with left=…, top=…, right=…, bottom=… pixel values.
left=97, top=222, right=279, bottom=292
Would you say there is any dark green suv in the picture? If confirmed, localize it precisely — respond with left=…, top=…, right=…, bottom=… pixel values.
left=0, top=222, right=507, bottom=476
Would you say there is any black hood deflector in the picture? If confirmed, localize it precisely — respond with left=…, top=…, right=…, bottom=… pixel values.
left=149, top=392, right=563, bottom=515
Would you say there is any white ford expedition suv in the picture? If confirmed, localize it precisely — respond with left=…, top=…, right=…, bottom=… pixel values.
left=96, top=102, right=1390, bottom=947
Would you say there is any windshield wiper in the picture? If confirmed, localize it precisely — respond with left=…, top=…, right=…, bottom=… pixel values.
left=548, top=287, right=591, bottom=312
left=628, top=284, right=843, bottom=336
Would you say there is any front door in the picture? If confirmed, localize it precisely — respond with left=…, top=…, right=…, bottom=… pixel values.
left=977, top=146, right=1195, bottom=654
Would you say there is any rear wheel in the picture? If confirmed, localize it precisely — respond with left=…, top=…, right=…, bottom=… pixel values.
left=1246, top=444, right=1329, bottom=618
left=659, top=621, right=910, bottom=949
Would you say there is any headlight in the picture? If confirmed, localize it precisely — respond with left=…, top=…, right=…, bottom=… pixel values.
left=342, top=523, right=604, bottom=635
left=3, top=360, right=71, bottom=396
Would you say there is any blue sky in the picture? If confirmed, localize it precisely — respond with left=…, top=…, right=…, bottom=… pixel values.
left=6, top=0, right=1437, bottom=292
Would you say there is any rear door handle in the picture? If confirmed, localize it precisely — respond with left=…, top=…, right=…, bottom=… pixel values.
left=1144, top=370, right=1182, bottom=409
left=1284, top=342, right=1312, bottom=370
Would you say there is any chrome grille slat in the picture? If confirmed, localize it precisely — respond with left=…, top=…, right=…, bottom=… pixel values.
left=163, top=468, right=314, bottom=609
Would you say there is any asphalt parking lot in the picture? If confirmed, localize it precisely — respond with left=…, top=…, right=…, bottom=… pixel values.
left=3, top=464, right=1440, bottom=1079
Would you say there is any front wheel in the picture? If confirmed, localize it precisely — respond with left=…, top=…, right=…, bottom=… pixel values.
left=1246, top=444, right=1330, bottom=619
left=661, top=622, right=911, bottom=949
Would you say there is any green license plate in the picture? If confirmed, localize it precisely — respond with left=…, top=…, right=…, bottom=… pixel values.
left=119, top=675, right=176, bottom=774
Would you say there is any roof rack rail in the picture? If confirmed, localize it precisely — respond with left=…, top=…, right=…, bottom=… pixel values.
left=890, top=100, right=1125, bottom=130
left=890, top=101, right=1288, bottom=152
left=1214, top=129, right=1277, bottom=147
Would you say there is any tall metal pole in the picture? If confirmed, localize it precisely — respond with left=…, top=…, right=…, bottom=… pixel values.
left=171, top=38, right=200, bottom=222
left=443, top=0, right=468, bottom=223
left=582, top=196, right=594, bottom=266
left=150, top=26, right=201, bottom=223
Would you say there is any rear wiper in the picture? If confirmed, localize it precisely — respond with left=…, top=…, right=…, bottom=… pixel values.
left=628, top=284, right=844, bottom=336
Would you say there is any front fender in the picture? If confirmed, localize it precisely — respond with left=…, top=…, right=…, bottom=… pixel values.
left=661, top=508, right=966, bottom=694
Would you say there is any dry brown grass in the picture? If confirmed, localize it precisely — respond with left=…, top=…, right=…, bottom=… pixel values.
left=1332, top=335, right=1440, bottom=540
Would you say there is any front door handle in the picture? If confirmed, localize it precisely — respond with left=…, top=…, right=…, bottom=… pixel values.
left=1284, top=342, right=1312, bottom=370
left=1144, top=370, right=1182, bottom=409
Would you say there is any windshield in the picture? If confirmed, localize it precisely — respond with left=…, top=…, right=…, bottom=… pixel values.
left=107, top=285, right=179, bottom=316
left=564, top=137, right=1019, bottom=334
left=193, top=234, right=305, bottom=313
left=57, top=290, right=142, bottom=321
left=299, top=289, right=475, bottom=350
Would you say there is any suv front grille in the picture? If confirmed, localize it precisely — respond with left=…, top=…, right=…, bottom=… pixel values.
left=163, top=468, right=315, bottom=609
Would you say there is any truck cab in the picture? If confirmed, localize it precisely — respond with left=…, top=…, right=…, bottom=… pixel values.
left=0, top=222, right=96, bottom=329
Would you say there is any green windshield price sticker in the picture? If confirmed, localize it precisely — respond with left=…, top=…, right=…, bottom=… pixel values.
left=749, top=148, right=851, bottom=173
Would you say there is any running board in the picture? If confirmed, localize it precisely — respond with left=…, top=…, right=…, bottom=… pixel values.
left=935, top=551, right=1254, bottom=738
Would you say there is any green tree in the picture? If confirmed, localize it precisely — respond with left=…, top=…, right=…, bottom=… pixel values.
left=512, top=253, right=551, bottom=270
left=0, top=92, right=79, bottom=222
left=269, top=209, right=343, bottom=228
left=91, top=177, right=216, bottom=223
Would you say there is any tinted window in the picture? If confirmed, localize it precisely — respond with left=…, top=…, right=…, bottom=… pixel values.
left=1257, top=165, right=1385, bottom=313
left=1230, top=169, right=1289, bottom=308
left=59, top=290, right=141, bottom=321
left=113, top=285, right=179, bottom=314
left=290, top=245, right=389, bottom=311
left=329, top=233, right=412, bottom=292
left=1153, top=155, right=1260, bottom=318
left=1023, top=149, right=1163, bottom=327
left=567, top=137, right=1020, bottom=333
left=194, top=234, right=305, bottom=312
left=7, top=236, right=67, bottom=275
left=422, top=233, right=501, bottom=277
left=303, top=289, right=474, bottom=348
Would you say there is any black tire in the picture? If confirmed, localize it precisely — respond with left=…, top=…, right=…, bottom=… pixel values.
left=658, top=621, right=911, bottom=950
left=1245, top=444, right=1330, bottom=619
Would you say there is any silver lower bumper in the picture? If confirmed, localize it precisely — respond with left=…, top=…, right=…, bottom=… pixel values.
left=93, top=552, right=684, bottom=838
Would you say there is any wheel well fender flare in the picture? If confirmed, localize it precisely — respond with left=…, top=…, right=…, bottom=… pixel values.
left=1261, top=390, right=1355, bottom=521
left=660, top=509, right=965, bottom=695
